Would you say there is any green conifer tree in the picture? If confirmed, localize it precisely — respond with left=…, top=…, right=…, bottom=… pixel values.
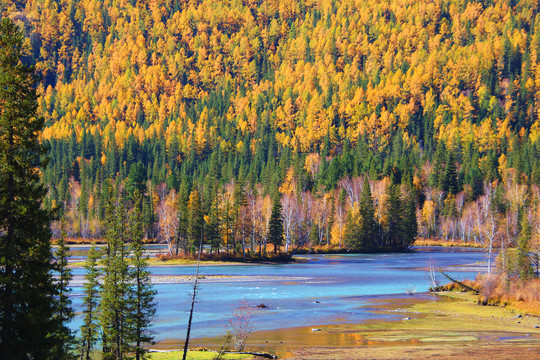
left=344, top=209, right=362, bottom=250
left=79, top=245, right=101, bottom=360
left=383, top=184, right=404, bottom=249
left=517, top=217, right=534, bottom=279
left=430, top=142, right=446, bottom=189
left=358, top=180, right=376, bottom=249
left=128, top=193, right=156, bottom=360
left=268, top=196, right=284, bottom=254
left=52, top=217, right=76, bottom=359
left=402, top=190, right=418, bottom=249
left=0, top=18, right=64, bottom=359
left=189, top=189, right=205, bottom=254
left=442, top=151, right=459, bottom=195
left=100, top=188, right=132, bottom=359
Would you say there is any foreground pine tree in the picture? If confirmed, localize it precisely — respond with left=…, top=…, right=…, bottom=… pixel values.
left=52, top=218, right=76, bottom=359
left=0, top=18, right=67, bottom=359
left=100, top=187, right=132, bottom=359
left=128, top=193, right=156, bottom=360
left=79, top=245, right=101, bottom=360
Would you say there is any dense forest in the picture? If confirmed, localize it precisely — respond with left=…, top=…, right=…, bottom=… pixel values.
left=1, top=0, right=540, bottom=258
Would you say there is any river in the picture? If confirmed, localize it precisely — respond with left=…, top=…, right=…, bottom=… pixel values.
left=68, top=246, right=487, bottom=345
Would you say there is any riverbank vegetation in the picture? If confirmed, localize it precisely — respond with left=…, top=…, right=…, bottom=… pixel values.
left=439, top=274, right=540, bottom=315
left=435, top=245, right=540, bottom=315
left=156, top=250, right=294, bottom=263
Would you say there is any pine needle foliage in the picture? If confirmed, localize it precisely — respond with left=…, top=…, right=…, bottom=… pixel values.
left=0, top=17, right=70, bottom=359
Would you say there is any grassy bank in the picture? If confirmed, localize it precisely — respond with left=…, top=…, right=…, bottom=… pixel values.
left=240, top=292, right=540, bottom=359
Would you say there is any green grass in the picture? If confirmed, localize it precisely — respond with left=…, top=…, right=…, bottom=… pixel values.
left=149, top=350, right=253, bottom=360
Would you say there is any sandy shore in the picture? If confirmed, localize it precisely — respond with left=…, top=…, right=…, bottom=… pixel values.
left=69, top=274, right=320, bottom=287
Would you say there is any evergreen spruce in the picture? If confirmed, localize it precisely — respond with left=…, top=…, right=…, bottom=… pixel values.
left=344, top=209, right=362, bottom=250
left=0, top=18, right=64, bottom=359
left=79, top=245, right=101, bottom=360
left=128, top=193, right=157, bottom=360
left=430, top=143, right=446, bottom=189
left=188, top=189, right=204, bottom=254
left=100, top=188, right=131, bottom=359
left=383, top=184, right=404, bottom=249
left=516, top=217, right=534, bottom=279
left=206, top=197, right=222, bottom=256
left=358, top=180, right=376, bottom=249
left=175, top=188, right=189, bottom=256
left=442, top=151, right=459, bottom=195
left=268, top=196, right=284, bottom=253
left=402, top=190, right=418, bottom=249
left=52, top=217, right=76, bottom=359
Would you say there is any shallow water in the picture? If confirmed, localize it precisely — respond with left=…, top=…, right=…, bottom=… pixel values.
left=69, top=246, right=487, bottom=343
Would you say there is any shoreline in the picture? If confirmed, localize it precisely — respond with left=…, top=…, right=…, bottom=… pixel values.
left=151, top=292, right=540, bottom=359
left=69, top=273, right=321, bottom=287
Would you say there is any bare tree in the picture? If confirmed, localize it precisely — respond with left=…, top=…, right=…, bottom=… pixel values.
left=473, top=184, right=498, bottom=274
left=281, top=193, right=297, bottom=252
left=294, top=192, right=313, bottom=248
left=339, top=176, right=362, bottom=209
left=312, top=189, right=330, bottom=246
left=156, top=189, right=178, bottom=256
left=227, top=300, right=254, bottom=351
left=333, top=195, right=346, bottom=249
left=372, top=177, right=390, bottom=226
left=182, top=230, right=203, bottom=360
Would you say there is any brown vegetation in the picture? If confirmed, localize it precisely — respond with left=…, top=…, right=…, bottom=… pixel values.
left=155, top=250, right=294, bottom=264
left=413, top=238, right=483, bottom=248
left=439, top=274, right=540, bottom=315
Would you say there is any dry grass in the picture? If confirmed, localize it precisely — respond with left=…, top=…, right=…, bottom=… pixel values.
left=437, top=274, right=540, bottom=315
left=413, top=238, right=483, bottom=248
left=473, top=275, right=540, bottom=314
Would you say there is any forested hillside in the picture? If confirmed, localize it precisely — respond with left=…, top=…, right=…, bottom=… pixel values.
left=2, top=0, right=540, bottom=257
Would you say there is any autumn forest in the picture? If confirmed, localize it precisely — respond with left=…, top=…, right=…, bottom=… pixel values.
left=2, top=0, right=540, bottom=259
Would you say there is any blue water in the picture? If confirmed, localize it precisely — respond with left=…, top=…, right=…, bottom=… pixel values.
left=69, top=246, right=487, bottom=342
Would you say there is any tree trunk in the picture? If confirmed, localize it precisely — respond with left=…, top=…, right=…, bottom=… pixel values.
left=183, top=230, right=203, bottom=360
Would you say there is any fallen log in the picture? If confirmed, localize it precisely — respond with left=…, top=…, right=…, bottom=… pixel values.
left=440, top=271, right=479, bottom=294
left=233, top=351, right=277, bottom=358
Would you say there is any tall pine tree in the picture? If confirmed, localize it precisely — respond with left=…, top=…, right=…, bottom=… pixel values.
left=52, top=217, right=75, bottom=359
left=0, top=18, right=66, bottom=359
left=100, top=187, right=132, bottom=359
left=128, top=193, right=157, bottom=360
left=79, top=245, right=101, bottom=360
left=383, top=184, right=404, bottom=249
left=358, top=180, right=376, bottom=249
left=402, top=189, right=418, bottom=249
left=268, top=196, right=284, bottom=254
